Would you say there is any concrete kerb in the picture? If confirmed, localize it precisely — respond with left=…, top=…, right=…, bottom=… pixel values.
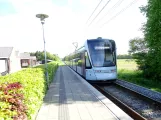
left=66, top=66, right=133, bottom=120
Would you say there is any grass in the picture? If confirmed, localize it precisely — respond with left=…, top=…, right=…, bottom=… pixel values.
left=117, top=59, right=138, bottom=70
left=117, top=59, right=161, bottom=93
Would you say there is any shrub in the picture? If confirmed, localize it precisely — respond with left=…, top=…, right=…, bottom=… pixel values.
left=0, top=82, right=27, bottom=120
left=0, top=61, right=59, bottom=120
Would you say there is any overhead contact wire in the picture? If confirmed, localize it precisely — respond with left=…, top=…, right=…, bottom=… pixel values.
left=100, top=0, right=139, bottom=28
left=86, top=0, right=103, bottom=24
left=88, top=0, right=111, bottom=27
left=96, top=0, right=124, bottom=24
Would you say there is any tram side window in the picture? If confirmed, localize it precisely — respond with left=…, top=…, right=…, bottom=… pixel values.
left=85, top=52, right=91, bottom=68
left=78, top=59, right=82, bottom=66
left=77, top=52, right=82, bottom=66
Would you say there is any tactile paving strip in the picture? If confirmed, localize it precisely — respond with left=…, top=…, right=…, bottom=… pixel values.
left=59, top=67, right=70, bottom=120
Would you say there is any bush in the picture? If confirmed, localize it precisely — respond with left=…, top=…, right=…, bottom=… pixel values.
left=0, top=82, right=27, bottom=120
left=0, top=61, right=59, bottom=120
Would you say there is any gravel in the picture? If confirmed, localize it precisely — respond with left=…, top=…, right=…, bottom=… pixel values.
left=116, top=79, right=161, bottom=103
left=103, top=80, right=161, bottom=119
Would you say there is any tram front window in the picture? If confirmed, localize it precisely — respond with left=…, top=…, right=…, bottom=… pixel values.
left=87, top=40, right=115, bottom=67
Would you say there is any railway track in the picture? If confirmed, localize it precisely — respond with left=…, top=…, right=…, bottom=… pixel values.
left=92, top=81, right=161, bottom=120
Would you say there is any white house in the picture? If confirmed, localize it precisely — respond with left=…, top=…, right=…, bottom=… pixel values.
left=0, top=47, right=21, bottom=75
left=19, top=52, right=37, bottom=68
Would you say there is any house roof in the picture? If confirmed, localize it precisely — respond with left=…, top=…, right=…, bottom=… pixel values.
left=0, top=47, right=13, bottom=58
left=19, top=53, right=30, bottom=59
left=30, top=56, right=37, bottom=60
left=19, top=53, right=36, bottom=60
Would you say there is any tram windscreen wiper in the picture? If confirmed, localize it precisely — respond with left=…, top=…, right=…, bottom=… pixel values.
left=103, top=61, right=115, bottom=67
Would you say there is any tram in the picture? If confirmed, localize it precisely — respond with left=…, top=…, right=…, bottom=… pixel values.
left=64, top=37, right=117, bottom=82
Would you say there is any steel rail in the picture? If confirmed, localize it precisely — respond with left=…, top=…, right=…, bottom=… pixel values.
left=115, top=81, right=161, bottom=108
left=93, top=84, right=147, bottom=120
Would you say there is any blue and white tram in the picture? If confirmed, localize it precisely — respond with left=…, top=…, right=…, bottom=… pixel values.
left=64, top=37, right=117, bottom=82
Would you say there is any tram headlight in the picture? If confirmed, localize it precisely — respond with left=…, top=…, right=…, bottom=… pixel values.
left=94, top=70, right=101, bottom=73
left=94, top=69, right=116, bottom=73
left=111, top=69, right=116, bottom=73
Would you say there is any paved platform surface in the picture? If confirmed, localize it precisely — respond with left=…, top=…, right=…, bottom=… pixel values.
left=36, top=66, right=133, bottom=120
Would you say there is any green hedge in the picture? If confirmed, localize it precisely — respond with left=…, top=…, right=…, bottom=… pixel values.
left=0, top=61, right=59, bottom=120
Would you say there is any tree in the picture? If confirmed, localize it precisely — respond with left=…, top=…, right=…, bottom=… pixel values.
left=140, top=0, right=161, bottom=80
left=128, top=37, right=148, bottom=71
left=30, top=51, right=59, bottom=61
left=128, top=37, right=147, bottom=54
left=117, top=54, right=132, bottom=59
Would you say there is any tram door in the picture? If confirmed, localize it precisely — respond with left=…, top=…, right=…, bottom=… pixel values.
left=82, top=52, right=86, bottom=78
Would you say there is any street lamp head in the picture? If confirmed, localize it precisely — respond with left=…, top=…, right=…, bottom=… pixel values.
left=36, top=14, right=49, bottom=24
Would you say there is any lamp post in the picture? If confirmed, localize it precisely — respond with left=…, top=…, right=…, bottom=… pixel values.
left=36, top=14, right=49, bottom=87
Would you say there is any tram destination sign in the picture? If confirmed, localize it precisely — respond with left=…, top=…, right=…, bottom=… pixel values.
left=94, top=46, right=110, bottom=50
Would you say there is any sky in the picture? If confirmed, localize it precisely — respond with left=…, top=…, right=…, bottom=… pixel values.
left=0, top=0, right=147, bottom=58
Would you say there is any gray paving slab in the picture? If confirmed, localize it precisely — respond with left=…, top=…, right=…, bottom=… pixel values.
left=36, top=66, right=133, bottom=120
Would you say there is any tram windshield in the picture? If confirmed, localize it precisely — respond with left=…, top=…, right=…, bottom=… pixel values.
left=87, top=40, right=116, bottom=67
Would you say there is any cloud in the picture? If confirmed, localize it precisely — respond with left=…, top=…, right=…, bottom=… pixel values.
left=0, top=0, right=147, bottom=57
left=0, top=0, right=87, bottom=56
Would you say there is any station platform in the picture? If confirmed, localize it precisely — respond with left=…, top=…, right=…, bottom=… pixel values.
left=36, top=66, right=133, bottom=120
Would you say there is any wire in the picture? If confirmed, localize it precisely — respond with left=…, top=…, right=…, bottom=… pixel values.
left=86, top=0, right=103, bottom=24
left=100, top=0, right=139, bottom=28
left=96, top=0, right=124, bottom=24
left=88, top=0, right=111, bottom=27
